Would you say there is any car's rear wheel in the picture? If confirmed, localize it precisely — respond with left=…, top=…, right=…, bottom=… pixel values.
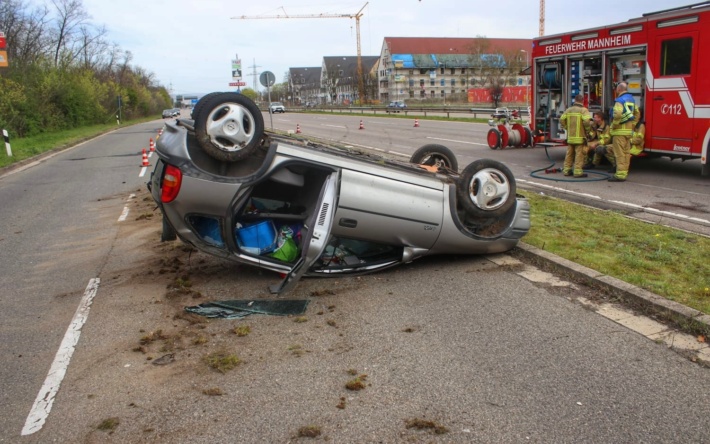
left=457, top=159, right=516, bottom=218
left=190, top=92, right=222, bottom=120
left=410, top=144, right=459, bottom=172
left=194, top=92, right=264, bottom=162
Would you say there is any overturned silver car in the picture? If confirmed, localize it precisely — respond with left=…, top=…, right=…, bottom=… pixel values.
left=148, top=92, right=530, bottom=293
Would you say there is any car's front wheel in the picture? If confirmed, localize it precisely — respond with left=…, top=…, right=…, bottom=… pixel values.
left=194, top=92, right=264, bottom=162
left=456, top=159, right=516, bottom=218
left=410, top=144, right=459, bottom=172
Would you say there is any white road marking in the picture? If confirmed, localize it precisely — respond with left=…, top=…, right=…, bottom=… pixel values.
left=322, top=124, right=347, bottom=129
left=426, top=136, right=489, bottom=146
left=22, top=278, right=101, bottom=436
left=118, top=206, right=129, bottom=222
left=117, top=194, right=135, bottom=222
left=389, top=151, right=409, bottom=157
left=148, top=151, right=153, bottom=158
left=139, top=166, right=148, bottom=177
left=518, top=179, right=710, bottom=226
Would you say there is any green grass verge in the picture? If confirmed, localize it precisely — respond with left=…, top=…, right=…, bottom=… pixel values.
left=0, top=115, right=161, bottom=168
left=520, top=190, right=710, bottom=315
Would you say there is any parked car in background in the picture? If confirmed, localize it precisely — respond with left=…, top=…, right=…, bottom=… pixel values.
left=269, top=102, right=286, bottom=113
left=149, top=92, right=530, bottom=294
left=162, top=109, right=175, bottom=118
left=386, top=101, right=407, bottom=113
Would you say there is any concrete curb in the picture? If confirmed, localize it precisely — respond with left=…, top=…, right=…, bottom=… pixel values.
left=514, top=242, right=710, bottom=336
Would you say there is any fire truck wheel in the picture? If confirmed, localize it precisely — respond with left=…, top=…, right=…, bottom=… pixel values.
left=524, top=127, right=535, bottom=147
left=410, top=144, right=459, bottom=172
left=487, top=128, right=502, bottom=149
left=457, top=159, right=516, bottom=218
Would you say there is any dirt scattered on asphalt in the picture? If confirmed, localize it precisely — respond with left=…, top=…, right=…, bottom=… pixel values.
left=404, top=418, right=449, bottom=435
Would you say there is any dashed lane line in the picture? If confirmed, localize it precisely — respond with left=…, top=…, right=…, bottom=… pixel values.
left=117, top=193, right=136, bottom=222
left=22, top=278, right=101, bottom=436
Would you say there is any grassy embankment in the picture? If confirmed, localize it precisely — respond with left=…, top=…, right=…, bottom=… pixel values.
left=519, top=190, right=710, bottom=315
left=0, top=116, right=160, bottom=169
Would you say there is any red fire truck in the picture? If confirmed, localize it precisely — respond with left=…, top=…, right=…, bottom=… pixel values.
left=530, top=2, right=710, bottom=176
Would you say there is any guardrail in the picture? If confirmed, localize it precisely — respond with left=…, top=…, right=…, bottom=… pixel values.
left=265, top=106, right=530, bottom=119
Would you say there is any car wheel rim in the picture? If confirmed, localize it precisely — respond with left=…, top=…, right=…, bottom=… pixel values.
left=205, top=103, right=255, bottom=152
left=467, top=168, right=511, bottom=211
left=422, top=154, right=450, bottom=168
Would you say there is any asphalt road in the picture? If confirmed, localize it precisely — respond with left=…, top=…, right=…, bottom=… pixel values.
left=1, top=117, right=709, bottom=442
left=265, top=112, right=710, bottom=237
left=0, top=121, right=165, bottom=440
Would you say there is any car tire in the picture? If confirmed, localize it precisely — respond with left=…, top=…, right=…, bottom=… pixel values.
left=410, top=144, right=459, bottom=172
left=487, top=128, right=502, bottom=149
left=194, top=92, right=264, bottom=162
left=191, top=92, right=222, bottom=120
left=456, top=159, right=516, bottom=218
left=161, top=214, right=177, bottom=242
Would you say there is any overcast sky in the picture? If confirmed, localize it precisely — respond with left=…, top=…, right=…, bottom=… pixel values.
left=81, top=0, right=694, bottom=96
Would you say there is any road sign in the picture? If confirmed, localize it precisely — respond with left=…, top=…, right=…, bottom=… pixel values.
left=260, top=71, right=276, bottom=87
left=0, top=35, right=6, bottom=49
left=229, top=81, right=247, bottom=86
left=0, top=51, right=8, bottom=68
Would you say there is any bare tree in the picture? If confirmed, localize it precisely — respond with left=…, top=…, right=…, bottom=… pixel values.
left=118, top=49, right=132, bottom=85
left=50, top=0, right=89, bottom=66
left=363, top=72, right=378, bottom=104
left=76, top=23, right=108, bottom=70
left=0, top=0, right=52, bottom=65
left=133, top=65, right=157, bottom=88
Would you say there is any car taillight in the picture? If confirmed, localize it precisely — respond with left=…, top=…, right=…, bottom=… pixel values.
left=161, top=165, right=182, bottom=203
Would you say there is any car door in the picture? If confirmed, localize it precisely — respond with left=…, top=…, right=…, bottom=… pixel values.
left=269, top=171, right=339, bottom=294
left=332, top=168, right=444, bottom=249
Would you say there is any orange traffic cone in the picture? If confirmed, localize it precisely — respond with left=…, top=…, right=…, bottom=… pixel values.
left=413, top=118, right=419, bottom=128
left=141, top=148, right=150, bottom=167
left=149, top=138, right=155, bottom=152
left=296, top=123, right=302, bottom=134
left=359, top=119, right=364, bottom=130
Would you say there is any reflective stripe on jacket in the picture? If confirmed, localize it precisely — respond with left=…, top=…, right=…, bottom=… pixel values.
left=560, top=102, right=591, bottom=144
left=610, top=93, right=639, bottom=136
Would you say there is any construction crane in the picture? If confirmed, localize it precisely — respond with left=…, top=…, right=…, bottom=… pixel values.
left=232, top=3, right=369, bottom=104
left=539, top=0, right=545, bottom=36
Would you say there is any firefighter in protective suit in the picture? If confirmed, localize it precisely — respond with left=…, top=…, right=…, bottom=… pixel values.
left=609, top=82, right=640, bottom=182
left=585, top=111, right=615, bottom=171
left=559, top=94, right=592, bottom=178
left=630, top=120, right=646, bottom=156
